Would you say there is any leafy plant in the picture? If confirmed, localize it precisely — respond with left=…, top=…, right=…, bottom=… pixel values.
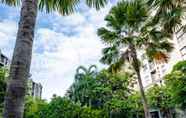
left=164, top=61, right=186, bottom=109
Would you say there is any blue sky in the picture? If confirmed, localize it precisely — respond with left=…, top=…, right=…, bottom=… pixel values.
left=0, top=1, right=117, bottom=100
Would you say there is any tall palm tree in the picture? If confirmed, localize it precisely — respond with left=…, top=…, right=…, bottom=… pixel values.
left=1, top=0, right=108, bottom=117
left=97, top=0, right=173, bottom=118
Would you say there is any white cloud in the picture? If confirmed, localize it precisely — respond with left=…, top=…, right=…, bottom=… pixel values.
left=0, top=20, right=17, bottom=57
left=31, top=23, right=105, bottom=99
left=0, top=2, right=114, bottom=100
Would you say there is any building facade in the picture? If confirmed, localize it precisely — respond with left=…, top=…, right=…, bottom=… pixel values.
left=139, top=31, right=186, bottom=89
left=0, top=50, right=42, bottom=99
left=27, top=79, right=43, bottom=99
left=176, top=29, right=186, bottom=60
left=0, top=50, right=9, bottom=67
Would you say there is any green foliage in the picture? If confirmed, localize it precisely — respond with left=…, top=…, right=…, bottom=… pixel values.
left=0, top=68, right=7, bottom=114
left=128, top=92, right=143, bottom=111
left=38, top=96, right=106, bottom=118
left=147, top=0, right=184, bottom=34
left=172, top=60, right=186, bottom=72
left=79, top=106, right=107, bottom=118
left=39, top=97, right=80, bottom=118
left=104, top=98, right=134, bottom=118
left=97, top=1, right=173, bottom=117
left=66, top=65, right=135, bottom=117
left=164, top=61, right=186, bottom=109
left=1, top=0, right=108, bottom=15
left=66, top=65, right=98, bottom=106
left=146, top=84, right=173, bottom=110
left=24, top=97, right=47, bottom=118
left=67, top=66, right=133, bottom=108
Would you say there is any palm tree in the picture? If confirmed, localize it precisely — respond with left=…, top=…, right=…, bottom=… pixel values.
left=75, top=65, right=97, bottom=80
left=1, top=0, right=108, bottom=117
left=147, top=0, right=185, bottom=34
left=97, top=0, right=173, bottom=118
left=66, top=65, right=97, bottom=106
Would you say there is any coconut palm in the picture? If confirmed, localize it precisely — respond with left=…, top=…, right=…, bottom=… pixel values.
left=0, top=0, right=108, bottom=117
left=97, top=0, right=173, bottom=118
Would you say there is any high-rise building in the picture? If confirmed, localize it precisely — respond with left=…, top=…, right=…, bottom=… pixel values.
left=176, top=29, right=186, bottom=60
left=0, top=50, right=42, bottom=99
left=0, top=50, right=9, bottom=67
left=27, top=78, right=43, bottom=99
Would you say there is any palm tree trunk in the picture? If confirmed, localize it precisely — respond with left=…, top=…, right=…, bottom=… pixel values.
left=3, top=0, right=38, bottom=117
left=129, top=44, right=151, bottom=118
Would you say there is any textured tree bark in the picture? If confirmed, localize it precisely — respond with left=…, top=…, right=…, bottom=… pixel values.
left=129, top=44, right=151, bottom=118
left=3, top=0, right=38, bottom=118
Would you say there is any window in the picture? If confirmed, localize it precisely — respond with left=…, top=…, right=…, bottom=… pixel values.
left=180, top=46, right=186, bottom=59
left=143, top=64, right=148, bottom=71
left=183, top=54, right=186, bottom=60
left=177, top=30, right=185, bottom=43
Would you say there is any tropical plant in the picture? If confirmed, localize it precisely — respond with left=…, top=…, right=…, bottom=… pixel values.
left=164, top=60, right=186, bottom=109
left=0, top=0, right=108, bottom=117
left=146, top=84, right=174, bottom=118
left=38, top=96, right=107, bottom=118
left=67, top=66, right=134, bottom=117
left=79, top=106, right=107, bottom=118
left=172, top=60, right=186, bottom=72
left=66, top=65, right=97, bottom=106
left=38, top=96, right=81, bottom=118
left=24, top=96, right=47, bottom=118
left=147, top=0, right=185, bottom=34
left=128, top=92, right=144, bottom=118
left=97, top=0, right=173, bottom=117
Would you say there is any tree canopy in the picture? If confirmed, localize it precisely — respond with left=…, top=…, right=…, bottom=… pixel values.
left=164, top=60, right=186, bottom=109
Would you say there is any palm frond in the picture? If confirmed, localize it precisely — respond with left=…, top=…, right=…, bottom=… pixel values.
left=145, top=41, right=174, bottom=63
left=100, top=46, right=119, bottom=65
left=102, top=0, right=148, bottom=34
left=76, top=66, right=88, bottom=75
left=148, top=0, right=184, bottom=34
left=39, top=0, right=79, bottom=15
left=85, top=0, right=107, bottom=10
left=88, top=65, right=97, bottom=75
left=107, top=58, right=124, bottom=74
left=162, top=7, right=183, bottom=34
left=0, top=0, right=20, bottom=6
left=39, top=0, right=109, bottom=15
left=97, top=27, right=119, bottom=44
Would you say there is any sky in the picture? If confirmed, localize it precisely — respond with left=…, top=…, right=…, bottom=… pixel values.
left=0, top=1, right=117, bottom=100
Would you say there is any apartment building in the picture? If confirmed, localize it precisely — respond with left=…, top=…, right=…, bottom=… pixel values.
left=176, top=29, right=186, bottom=60
left=27, top=78, right=43, bottom=99
left=0, top=50, right=42, bottom=98
left=139, top=30, right=186, bottom=89
left=0, top=50, right=9, bottom=67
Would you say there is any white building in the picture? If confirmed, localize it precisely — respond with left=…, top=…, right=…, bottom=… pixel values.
left=0, top=50, right=9, bottom=67
left=0, top=49, right=42, bottom=99
left=139, top=30, right=186, bottom=89
left=27, top=78, right=43, bottom=99
left=176, top=29, right=186, bottom=60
